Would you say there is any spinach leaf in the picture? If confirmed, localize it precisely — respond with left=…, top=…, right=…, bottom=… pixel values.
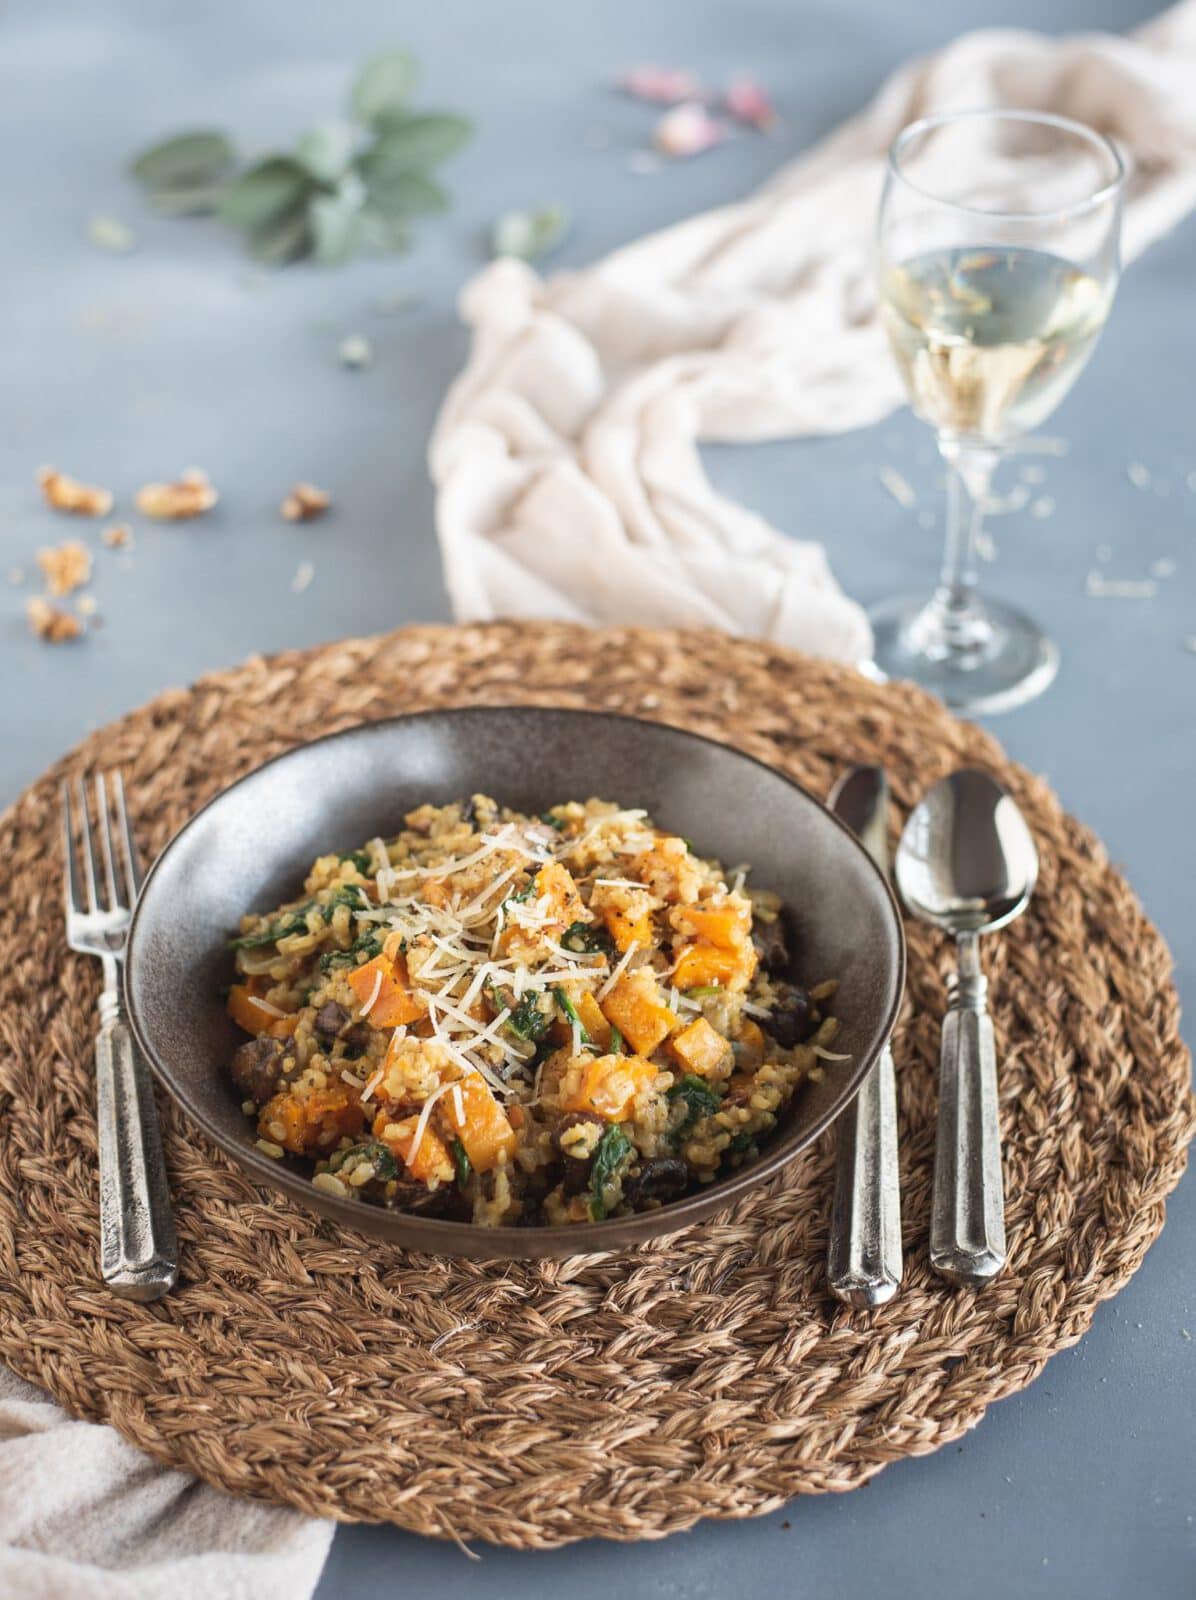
left=505, top=873, right=539, bottom=906
left=668, top=1074, right=722, bottom=1137
left=325, top=884, right=370, bottom=912
left=507, top=992, right=551, bottom=1041
left=554, top=987, right=590, bottom=1044
left=331, top=1139, right=398, bottom=1180
left=228, top=898, right=317, bottom=949
left=684, top=985, right=723, bottom=999
left=318, top=929, right=384, bottom=973
left=561, top=920, right=613, bottom=956
left=727, top=1130, right=754, bottom=1156
left=589, top=1124, right=632, bottom=1220
left=608, top=1023, right=624, bottom=1055
left=339, top=850, right=372, bottom=873
left=540, top=810, right=567, bottom=831
left=451, top=1136, right=472, bottom=1189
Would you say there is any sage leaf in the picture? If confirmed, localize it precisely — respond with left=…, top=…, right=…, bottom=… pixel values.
left=148, top=184, right=224, bottom=217
left=248, top=206, right=311, bottom=265
left=130, top=130, right=236, bottom=191
left=352, top=50, right=418, bottom=130
left=359, top=114, right=472, bottom=183
left=491, top=204, right=569, bottom=262
left=309, top=191, right=369, bottom=266
left=366, top=170, right=448, bottom=218
left=295, top=121, right=357, bottom=186
left=219, top=157, right=311, bottom=231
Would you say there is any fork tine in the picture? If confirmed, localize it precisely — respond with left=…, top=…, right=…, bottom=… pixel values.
left=61, top=781, right=84, bottom=915
left=75, top=775, right=101, bottom=912
left=95, top=772, right=122, bottom=911
left=112, top=770, right=142, bottom=900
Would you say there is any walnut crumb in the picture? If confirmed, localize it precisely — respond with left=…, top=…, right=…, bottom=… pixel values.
left=38, top=466, right=114, bottom=517
left=27, top=596, right=83, bottom=643
left=36, top=538, right=92, bottom=597
left=102, top=522, right=132, bottom=549
left=281, top=482, right=331, bottom=522
left=77, top=594, right=98, bottom=616
left=135, top=468, right=218, bottom=520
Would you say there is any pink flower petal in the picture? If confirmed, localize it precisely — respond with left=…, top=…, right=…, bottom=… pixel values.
left=620, top=65, right=703, bottom=105
left=653, top=102, right=727, bottom=159
left=723, top=74, right=778, bottom=131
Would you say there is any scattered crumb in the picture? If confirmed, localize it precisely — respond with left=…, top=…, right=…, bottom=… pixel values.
left=1182, top=1327, right=1192, bottom=1340
left=38, top=465, right=114, bottom=517
left=26, top=596, right=82, bottom=643
left=36, top=538, right=92, bottom=597
left=7, top=566, right=26, bottom=586
left=280, top=482, right=331, bottom=523
left=1127, top=461, right=1152, bottom=491
left=338, top=334, right=373, bottom=370
left=1019, top=463, right=1047, bottom=485
left=291, top=559, right=315, bottom=594
left=87, top=215, right=135, bottom=254
left=1150, top=558, right=1177, bottom=580
left=1096, top=543, right=1113, bottom=563
left=1085, top=572, right=1158, bottom=599
left=135, top=468, right=217, bottom=520
left=77, top=594, right=98, bottom=616
left=1030, top=495, right=1056, bottom=520
left=102, top=522, right=132, bottom=549
left=878, top=465, right=916, bottom=509
left=627, top=150, right=663, bottom=176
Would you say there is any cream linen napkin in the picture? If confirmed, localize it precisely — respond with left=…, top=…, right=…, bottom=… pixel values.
left=431, top=2, right=1196, bottom=663
left=0, top=1367, right=333, bottom=1597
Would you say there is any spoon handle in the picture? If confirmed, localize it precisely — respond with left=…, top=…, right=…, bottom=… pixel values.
left=930, top=933, right=1006, bottom=1286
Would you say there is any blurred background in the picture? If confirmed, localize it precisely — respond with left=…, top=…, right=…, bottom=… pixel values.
left=2, top=3, right=1191, bottom=1597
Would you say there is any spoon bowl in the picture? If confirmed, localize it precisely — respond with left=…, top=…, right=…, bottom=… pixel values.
left=896, top=770, right=1038, bottom=936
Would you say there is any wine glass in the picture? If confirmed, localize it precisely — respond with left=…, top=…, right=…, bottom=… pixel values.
left=868, top=110, right=1124, bottom=713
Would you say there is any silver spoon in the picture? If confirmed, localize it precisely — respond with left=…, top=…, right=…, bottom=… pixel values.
left=896, top=769, right=1038, bottom=1286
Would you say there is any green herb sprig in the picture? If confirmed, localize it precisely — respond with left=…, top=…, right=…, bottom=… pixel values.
left=129, top=50, right=473, bottom=266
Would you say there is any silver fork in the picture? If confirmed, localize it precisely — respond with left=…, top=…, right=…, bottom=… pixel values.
left=63, top=772, right=177, bottom=1300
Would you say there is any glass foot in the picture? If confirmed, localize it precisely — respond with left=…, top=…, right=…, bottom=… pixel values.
left=865, top=592, right=1059, bottom=714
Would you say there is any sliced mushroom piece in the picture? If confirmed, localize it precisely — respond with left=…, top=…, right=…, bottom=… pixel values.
left=751, top=908, right=792, bottom=975
left=314, top=1000, right=351, bottom=1039
left=624, top=1157, right=690, bottom=1207
left=764, top=982, right=812, bottom=1048
left=554, top=1111, right=604, bottom=1195
left=229, top=1035, right=286, bottom=1103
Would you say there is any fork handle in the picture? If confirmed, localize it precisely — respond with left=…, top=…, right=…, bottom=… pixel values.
left=930, top=934, right=1006, bottom=1287
left=828, top=1041, right=903, bottom=1306
left=96, top=998, right=178, bottom=1300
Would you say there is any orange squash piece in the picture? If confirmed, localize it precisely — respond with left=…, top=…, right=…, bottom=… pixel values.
left=260, top=1085, right=364, bottom=1155
left=561, top=1053, right=659, bottom=1121
left=599, top=971, right=679, bottom=1056
left=347, top=952, right=426, bottom=1028
left=229, top=982, right=297, bottom=1038
left=441, top=1074, right=518, bottom=1173
left=668, top=1016, right=732, bottom=1078
left=532, top=860, right=585, bottom=923
left=669, top=902, right=750, bottom=949
left=600, top=903, right=656, bottom=954
left=375, top=1112, right=455, bottom=1186
left=672, top=942, right=755, bottom=992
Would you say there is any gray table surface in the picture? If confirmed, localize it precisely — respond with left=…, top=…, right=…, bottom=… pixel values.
left=3, top=2, right=1192, bottom=1596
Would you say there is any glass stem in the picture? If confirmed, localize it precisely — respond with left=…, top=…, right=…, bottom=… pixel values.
left=918, top=440, right=1000, bottom=659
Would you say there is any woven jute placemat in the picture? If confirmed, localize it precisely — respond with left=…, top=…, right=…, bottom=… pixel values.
left=0, top=622, right=1191, bottom=1548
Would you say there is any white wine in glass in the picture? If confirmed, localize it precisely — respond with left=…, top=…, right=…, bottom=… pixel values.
left=869, top=112, right=1124, bottom=713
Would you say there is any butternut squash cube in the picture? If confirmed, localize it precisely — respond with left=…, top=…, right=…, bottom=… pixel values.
left=375, top=1112, right=455, bottom=1187
left=347, top=952, right=426, bottom=1028
left=441, top=1075, right=518, bottom=1172
left=668, top=1016, right=733, bottom=1079
left=600, top=970, right=679, bottom=1056
left=560, top=1053, right=659, bottom=1121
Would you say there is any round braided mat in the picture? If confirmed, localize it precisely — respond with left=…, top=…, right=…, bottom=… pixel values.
left=0, top=623, right=1191, bottom=1548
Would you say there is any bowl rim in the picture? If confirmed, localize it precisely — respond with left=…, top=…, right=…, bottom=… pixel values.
left=125, top=705, right=906, bottom=1257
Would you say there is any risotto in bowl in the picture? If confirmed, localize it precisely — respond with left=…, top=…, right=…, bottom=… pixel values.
left=126, top=708, right=904, bottom=1259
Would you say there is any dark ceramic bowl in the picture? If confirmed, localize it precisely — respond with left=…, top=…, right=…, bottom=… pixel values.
left=126, top=707, right=904, bottom=1260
